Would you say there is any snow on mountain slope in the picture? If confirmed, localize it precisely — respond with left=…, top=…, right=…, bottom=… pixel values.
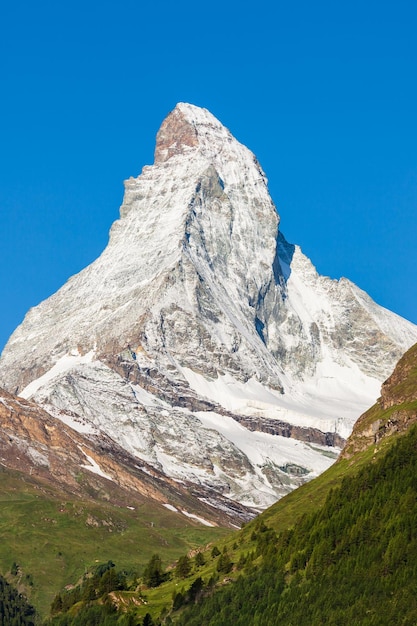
left=1, top=102, right=417, bottom=512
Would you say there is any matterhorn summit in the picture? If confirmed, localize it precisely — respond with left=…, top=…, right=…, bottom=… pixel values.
left=1, top=103, right=417, bottom=514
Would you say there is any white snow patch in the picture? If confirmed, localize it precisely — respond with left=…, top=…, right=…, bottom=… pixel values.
left=163, top=503, right=214, bottom=526
left=139, top=467, right=155, bottom=477
left=41, top=404, right=99, bottom=435
left=180, top=510, right=215, bottom=527
left=131, top=383, right=164, bottom=408
left=0, top=397, right=13, bottom=411
left=27, top=447, right=49, bottom=467
left=20, top=351, right=97, bottom=399
left=196, top=411, right=334, bottom=478
left=79, top=448, right=114, bottom=481
left=163, top=503, right=179, bottom=513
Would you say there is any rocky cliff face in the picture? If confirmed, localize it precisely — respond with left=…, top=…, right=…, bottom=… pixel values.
left=1, top=103, right=417, bottom=512
left=380, top=343, right=417, bottom=409
left=340, top=342, right=417, bottom=460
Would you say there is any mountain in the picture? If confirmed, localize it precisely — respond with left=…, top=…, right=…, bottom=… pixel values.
left=1, top=103, right=416, bottom=513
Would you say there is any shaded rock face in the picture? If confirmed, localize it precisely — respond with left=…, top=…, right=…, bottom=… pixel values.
left=1, top=103, right=417, bottom=513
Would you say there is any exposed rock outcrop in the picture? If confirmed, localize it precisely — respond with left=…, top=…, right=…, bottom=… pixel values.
left=340, top=343, right=417, bottom=460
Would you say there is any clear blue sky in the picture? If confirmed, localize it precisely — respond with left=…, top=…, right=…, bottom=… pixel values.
left=1, top=1, right=416, bottom=353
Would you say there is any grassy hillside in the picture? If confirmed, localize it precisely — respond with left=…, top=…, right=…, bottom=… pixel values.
left=40, top=427, right=398, bottom=625
left=0, top=468, right=230, bottom=618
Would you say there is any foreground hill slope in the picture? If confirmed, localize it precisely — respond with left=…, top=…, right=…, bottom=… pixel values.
left=182, top=431, right=417, bottom=625
left=1, top=103, right=417, bottom=511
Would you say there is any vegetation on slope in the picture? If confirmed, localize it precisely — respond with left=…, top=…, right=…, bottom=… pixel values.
left=0, top=573, right=36, bottom=625
left=0, top=468, right=229, bottom=618
left=5, top=345, right=417, bottom=624
left=177, top=423, right=417, bottom=624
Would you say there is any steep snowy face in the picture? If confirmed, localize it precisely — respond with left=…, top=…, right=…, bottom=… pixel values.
left=261, top=233, right=417, bottom=384
left=1, top=103, right=417, bottom=513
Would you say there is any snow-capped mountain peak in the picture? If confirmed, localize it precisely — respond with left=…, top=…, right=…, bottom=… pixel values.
left=1, top=103, right=417, bottom=514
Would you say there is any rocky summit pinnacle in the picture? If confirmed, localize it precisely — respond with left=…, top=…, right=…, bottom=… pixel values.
left=154, top=103, right=201, bottom=162
left=1, top=103, right=417, bottom=515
